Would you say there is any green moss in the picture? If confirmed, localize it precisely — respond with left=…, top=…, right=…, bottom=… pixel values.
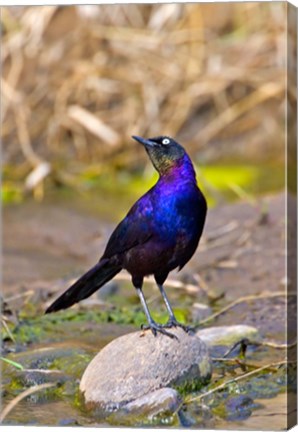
left=2, top=305, right=172, bottom=347
left=1, top=183, right=23, bottom=204
left=50, top=352, right=92, bottom=379
left=174, top=367, right=212, bottom=396
left=212, top=403, right=228, bottom=418
left=6, top=376, right=24, bottom=393
left=176, top=377, right=210, bottom=396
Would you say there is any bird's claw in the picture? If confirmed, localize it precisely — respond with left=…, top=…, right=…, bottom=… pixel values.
left=162, top=318, right=194, bottom=334
left=141, top=322, right=177, bottom=339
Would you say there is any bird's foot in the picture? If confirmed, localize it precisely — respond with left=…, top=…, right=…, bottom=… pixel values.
left=162, top=318, right=194, bottom=334
left=141, top=322, right=177, bottom=339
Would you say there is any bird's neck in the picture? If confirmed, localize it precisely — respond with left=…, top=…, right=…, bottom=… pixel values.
left=158, top=154, right=197, bottom=184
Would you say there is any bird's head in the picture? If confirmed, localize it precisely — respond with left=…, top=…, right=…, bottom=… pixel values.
left=132, top=135, right=187, bottom=176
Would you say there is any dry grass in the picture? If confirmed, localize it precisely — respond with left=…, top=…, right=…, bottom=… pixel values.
left=1, top=3, right=290, bottom=194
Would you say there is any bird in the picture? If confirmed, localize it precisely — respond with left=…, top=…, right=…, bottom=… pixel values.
left=45, top=135, right=207, bottom=338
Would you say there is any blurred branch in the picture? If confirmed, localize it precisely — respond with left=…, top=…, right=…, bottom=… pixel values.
left=196, top=82, right=285, bottom=146
left=14, top=105, right=42, bottom=167
left=67, top=105, right=120, bottom=147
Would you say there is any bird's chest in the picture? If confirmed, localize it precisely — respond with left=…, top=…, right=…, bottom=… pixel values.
left=154, top=185, right=200, bottom=242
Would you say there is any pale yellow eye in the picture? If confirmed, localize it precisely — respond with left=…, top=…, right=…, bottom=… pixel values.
left=162, top=138, right=170, bottom=145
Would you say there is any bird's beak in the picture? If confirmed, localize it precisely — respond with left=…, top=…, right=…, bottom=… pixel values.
left=132, top=135, right=156, bottom=148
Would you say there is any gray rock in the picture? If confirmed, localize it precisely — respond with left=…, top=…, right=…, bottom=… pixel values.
left=80, top=327, right=211, bottom=413
left=111, top=387, right=181, bottom=422
left=197, top=325, right=259, bottom=346
left=224, top=395, right=259, bottom=421
left=17, top=368, right=68, bottom=387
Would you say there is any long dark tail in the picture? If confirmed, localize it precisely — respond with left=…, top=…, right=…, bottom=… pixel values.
left=45, top=259, right=122, bottom=314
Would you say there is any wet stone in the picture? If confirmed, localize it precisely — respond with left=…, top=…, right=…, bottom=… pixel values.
left=110, top=387, right=181, bottom=423
left=197, top=325, right=259, bottom=347
left=224, top=395, right=262, bottom=421
left=17, top=368, right=68, bottom=387
left=80, top=327, right=211, bottom=415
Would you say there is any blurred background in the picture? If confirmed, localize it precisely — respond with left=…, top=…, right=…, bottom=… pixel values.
left=2, top=2, right=288, bottom=207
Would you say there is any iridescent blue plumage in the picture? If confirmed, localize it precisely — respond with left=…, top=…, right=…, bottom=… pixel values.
left=46, top=135, right=207, bottom=338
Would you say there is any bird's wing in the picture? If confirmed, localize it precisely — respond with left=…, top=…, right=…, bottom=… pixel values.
left=102, top=197, right=154, bottom=259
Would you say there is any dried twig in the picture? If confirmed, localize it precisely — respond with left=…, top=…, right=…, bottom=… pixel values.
left=198, top=291, right=291, bottom=326
left=212, top=357, right=278, bottom=372
left=205, top=221, right=239, bottom=242
left=1, top=318, right=16, bottom=343
left=260, top=340, right=297, bottom=350
left=186, top=360, right=290, bottom=404
left=0, top=383, right=56, bottom=423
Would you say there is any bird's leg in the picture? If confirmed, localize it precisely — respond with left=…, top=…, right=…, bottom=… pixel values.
left=135, top=287, right=176, bottom=339
left=157, top=284, right=193, bottom=333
